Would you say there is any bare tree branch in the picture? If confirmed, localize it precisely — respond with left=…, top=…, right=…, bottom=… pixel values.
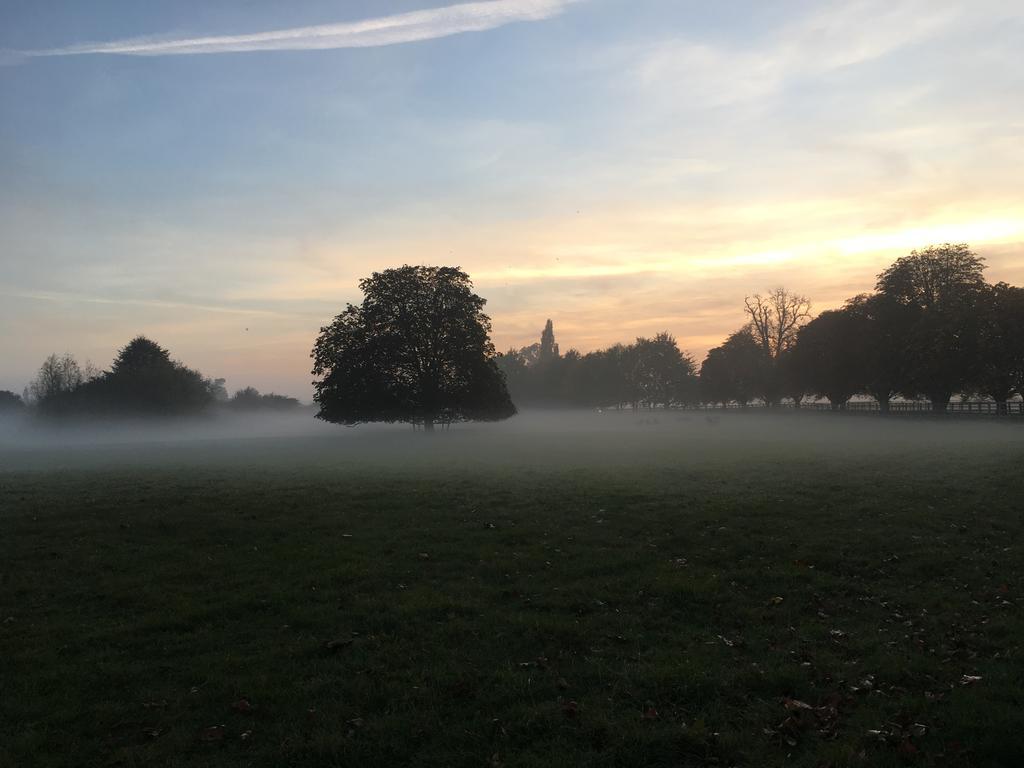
left=743, top=288, right=812, bottom=358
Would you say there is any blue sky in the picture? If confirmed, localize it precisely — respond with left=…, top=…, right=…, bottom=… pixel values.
left=2, top=0, right=1023, bottom=398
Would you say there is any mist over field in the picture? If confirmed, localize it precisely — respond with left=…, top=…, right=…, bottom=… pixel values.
left=2, top=408, right=1020, bottom=473
left=5, top=1, right=1024, bottom=765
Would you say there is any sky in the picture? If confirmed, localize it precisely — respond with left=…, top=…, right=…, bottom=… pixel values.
left=1, top=0, right=1023, bottom=399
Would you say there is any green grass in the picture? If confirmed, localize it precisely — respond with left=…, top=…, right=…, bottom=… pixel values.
left=2, top=414, right=1024, bottom=766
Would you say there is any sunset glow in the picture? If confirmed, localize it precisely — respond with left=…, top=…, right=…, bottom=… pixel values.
left=2, top=0, right=1022, bottom=397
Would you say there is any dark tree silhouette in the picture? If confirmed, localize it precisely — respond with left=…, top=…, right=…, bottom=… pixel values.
left=538, top=319, right=559, bottom=365
left=841, top=293, right=914, bottom=413
left=791, top=308, right=866, bottom=409
left=876, top=244, right=987, bottom=412
left=312, top=265, right=516, bottom=431
left=24, top=339, right=213, bottom=419
left=24, top=353, right=92, bottom=415
left=207, top=377, right=229, bottom=403
left=634, top=333, right=698, bottom=409
left=744, top=288, right=812, bottom=358
left=81, top=336, right=214, bottom=417
left=975, top=283, right=1024, bottom=413
left=0, top=390, right=24, bottom=413
left=776, top=347, right=807, bottom=407
left=229, top=387, right=301, bottom=411
left=742, top=288, right=811, bottom=405
left=700, top=328, right=767, bottom=407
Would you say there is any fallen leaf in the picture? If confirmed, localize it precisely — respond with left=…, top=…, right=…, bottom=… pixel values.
left=200, top=725, right=225, bottom=742
left=783, top=698, right=813, bottom=711
left=232, top=698, right=253, bottom=713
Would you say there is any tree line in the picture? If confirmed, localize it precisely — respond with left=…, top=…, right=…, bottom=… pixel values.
left=496, top=244, right=1024, bottom=414
left=1, top=336, right=301, bottom=420
left=4, top=242, right=1021, bottom=426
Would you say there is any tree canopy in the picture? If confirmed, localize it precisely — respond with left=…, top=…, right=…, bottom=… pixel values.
left=312, top=265, right=515, bottom=430
left=876, top=244, right=988, bottom=410
left=699, top=328, right=766, bottom=407
left=24, top=337, right=217, bottom=419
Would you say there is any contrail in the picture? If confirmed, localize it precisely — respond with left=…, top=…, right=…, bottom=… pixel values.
left=15, top=0, right=583, bottom=59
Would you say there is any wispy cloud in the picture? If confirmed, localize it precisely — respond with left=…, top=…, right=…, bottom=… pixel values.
left=633, top=0, right=1017, bottom=107
left=18, top=0, right=583, bottom=59
left=3, top=290, right=300, bottom=319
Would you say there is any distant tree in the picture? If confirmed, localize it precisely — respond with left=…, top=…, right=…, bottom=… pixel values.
left=24, top=353, right=90, bottom=414
left=744, top=288, right=812, bottom=357
left=538, top=319, right=560, bottom=365
left=207, top=377, right=229, bottom=402
left=312, top=265, right=516, bottom=431
left=974, top=283, right=1024, bottom=413
left=36, top=337, right=214, bottom=418
left=0, top=390, right=24, bottom=413
left=81, top=336, right=214, bottom=417
left=229, top=386, right=301, bottom=411
left=567, top=344, right=632, bottom=409
left=743, top=288, right=811, bottom=405
left=842, top=293, right=914, bottom=414
left=876, top=244, right=987, bottom=411
left=876, top=243, right=986, bottom=310
left=497, top=320, right=564, bottom=404
left=495, top=348, right=531, bottom=402
left=791, top=308, right=867, bottom=409
left=776, top=347, right=807, bottom=407
left=634, top=333, right=697, bottom=408
left=700, top=327, right=767, bottom=407
left=231, top=386, right=264, bottom=408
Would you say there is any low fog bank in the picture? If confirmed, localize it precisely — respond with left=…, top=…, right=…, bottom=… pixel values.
left=0, top=409, right=342, bottom=450
left=1, top=407, right=1022, bottom=475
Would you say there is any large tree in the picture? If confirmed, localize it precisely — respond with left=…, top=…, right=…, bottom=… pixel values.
left=744, top=288, right=812, bottom=358
left=743, top=288, right=811, bottom=405
left=974, top=283, right=1024, bottom=413
left=80, top=336, right=214, bottom=417
left=634, top=333, right=697, bottom=409
left=24, top=353, right=90, bottom=413
left=843, top=293, right=915, bottom=413
left=876, top=243, right=987, bottom=411
left=312, top=265, right=515, bottom=431
left=791, top=308, right=867, bottom=409
left=699, top=327, right=767, bottom=407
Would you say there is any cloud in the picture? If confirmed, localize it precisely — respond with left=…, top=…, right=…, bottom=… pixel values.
left=20, top=0, right=583, bottom=59
left=633, top=0, right=1012, bottom=107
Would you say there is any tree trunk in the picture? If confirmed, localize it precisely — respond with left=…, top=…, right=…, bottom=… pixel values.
left=878, top=398, right=890, bottom=415
left=931, top=395, right=950, bottom=414
left=424, top=417, right=435, bottom=432
left=996, top=398, right=1008, bottom=416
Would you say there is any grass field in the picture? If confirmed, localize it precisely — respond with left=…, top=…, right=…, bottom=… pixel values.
left=2, top=412, right=1024, bottom=767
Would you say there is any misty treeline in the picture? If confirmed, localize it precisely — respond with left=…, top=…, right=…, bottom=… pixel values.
left=497, top=322, right=698, bottom=409
left=5, top=242, right=1022, bottom=426
left=497, top=244, right=1024, bottom=414
left=3, top=336, right=301, bottom=421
